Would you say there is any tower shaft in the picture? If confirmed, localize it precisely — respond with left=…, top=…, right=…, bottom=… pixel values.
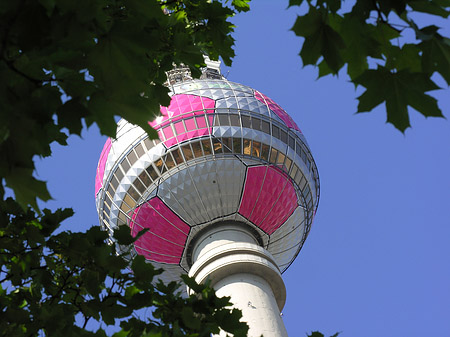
left=188, top=224, right=289, bottom=337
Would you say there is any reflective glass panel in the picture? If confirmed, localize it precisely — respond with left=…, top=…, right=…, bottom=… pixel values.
left=242, top=115, right=251, bottom=128
left=165, top=153, right=176, bottom=169
left=280, top=130, right=288, bottom=143
left=252, top=118, right=261, bottom=131
left=212, top=138, right=223, bottom=153
left=133, top=178, right=146, bottom=193
left=252, top=141, right=261, bottom=158
left=155, top=159, right=165, bottom=174
left=272, top=125, right=280, bottom=139
left=114, top=167, right=124, bottom=182
left=261, top=144, right=270, bottom=161
left=128, top=186, right=140, bottom=201
left=146, top=165, right=159, bottom=180
left=219, top=114, right=229, bottom=126
left=222, top=138, right=232, bottom=153
left=135, top=143, right=145, bottom=157
left=191, top=141, right=203, bottom=158
left=243, top=139, right=251, bottom=155
left=269, top=148, right=278, bottom=164
left=121, top=158, right=131, bottom=172
left=139, top=170, right=152, bottom=186
left=201, top=138, right=212, bottom=155
left=262, top=120, right=270, bottom=134
left=172, top=148, right=183, bottom=164
left=233, top=138, right=242, bottom=154
left=182, top=144, right=194, bottom=161
left=230, top=114, right=240, bottom=126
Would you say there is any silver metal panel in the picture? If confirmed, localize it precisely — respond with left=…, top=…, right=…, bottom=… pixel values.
left=268, top=206, right=306, bottom=268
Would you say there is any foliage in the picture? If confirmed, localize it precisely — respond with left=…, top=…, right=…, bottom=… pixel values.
left=289, top=0, right=449, bottom=132
left=0, top=0, right=249, bottom=208
left=0, top=0, right=251, bottom=335
left=0, top=197, right=249, bottom=336
left=307, top=332, right=340, bottom=337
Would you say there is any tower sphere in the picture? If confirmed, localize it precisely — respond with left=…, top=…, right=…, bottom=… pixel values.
left=95, top=67, right=320, bottom=285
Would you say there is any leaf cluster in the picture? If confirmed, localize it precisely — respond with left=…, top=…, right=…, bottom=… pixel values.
left=0, top=0, right=249, bottom=208
left=289, top=0, right=450, bottom=132
left=0, top=197, right=248, bottom=336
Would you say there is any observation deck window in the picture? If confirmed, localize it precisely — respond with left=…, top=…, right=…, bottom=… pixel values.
left=133, top=177, right=146, bottom=194
left=289, top=136, right=295, bottom=149
left=269, top=147, right=278, bottom=164
left=233, top=138, right=242, bottom=154
left=127, top=185, right=140, bottom=202
left=252, top=140, right=262, bottom=158
left=261, top=120, right=270, bottom=134
left=212, top=138, right=223, bottom=154
left=164, top=153, right=176, bottom=170
left=155, top=158, right=166, bottom=174
left=121, top=158, right=131, bottom=172
left=114, top=167, right=124, bottom=182
left=201, top=139, right=212, bottom=155
left=146, top=165, right=159, bottom=180
left=171, top=148, right=184, bottom=165
left=222, top=138, right=232, bottom=153
left=242, top=115, right=251, bottom=128
left=181, top=144, right=194, bottom=161
left=243, top=139, right=251, bottom=155
left=191, top=141, right=203, bottom=158
left=135, top=143, right=145, bottom=157
left=230, top=114, right=240, bottom=126
left=280, top=130, right=288, bottom=143
left=272, top=125, right=280, bottom=139
left=261, top=144, right=270, bottom=161
left=139, top=170, right=152, bottom=186
left=127, top=150, right=138, bottom=166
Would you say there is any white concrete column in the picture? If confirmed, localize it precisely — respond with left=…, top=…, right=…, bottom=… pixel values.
left=188, top=224, right=289, bottom=337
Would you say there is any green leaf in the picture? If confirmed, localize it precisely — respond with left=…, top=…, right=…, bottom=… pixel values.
left=288, top=0, right=305, bottom=7
left=308, top=332, right=325, bottom=337
left=5, top=169, right=51, bottom=209
left=419, top=34, right=450, bottom=85
left=292, top=9, right=345, bottom=73
left=409, top=1, right=450, bottom=18
left=355, top=68, right=443, bottom=132
left=181, top=306, right=201, bottom=330
left=385, top=44, right=422, bottom=73
left=231, top=0, right=251, bottom=12
left=57, top=99, right=89, bottom=135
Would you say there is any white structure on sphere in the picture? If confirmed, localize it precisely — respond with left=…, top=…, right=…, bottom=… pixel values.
left=95, top=60, right=319, bottom=336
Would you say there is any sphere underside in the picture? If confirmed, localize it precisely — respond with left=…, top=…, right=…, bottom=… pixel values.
left=95, top=79, right=320, bottom=285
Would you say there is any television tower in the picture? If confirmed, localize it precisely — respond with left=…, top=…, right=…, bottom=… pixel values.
left=95, top=59, right=319, bottom=337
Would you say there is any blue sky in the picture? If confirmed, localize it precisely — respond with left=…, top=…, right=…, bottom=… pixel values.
left=37, top=1, right=450, bottom=336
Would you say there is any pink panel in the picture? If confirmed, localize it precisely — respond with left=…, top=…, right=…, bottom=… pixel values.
left=164, top=137, right=178, bottom=148
left=176, top=132, right=188, bottom=143
left=196, top=116, right=207, bottom=128
left=162, top=126, right=174, bottom=140
left=148, top=94, right=215, bottom=148
left=254, top=90, right=301, bottom=133
left=174, top=121, right=185, bottom=135
left=239, top=166, right=298, bottom=235
left=95, top=138, right=112, bottom=196
left=130, top=197, right=190, bottom=264
left=185, top=118, right=196, bottom=131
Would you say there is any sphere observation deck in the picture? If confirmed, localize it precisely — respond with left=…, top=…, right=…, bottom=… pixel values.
left=95, top=69, right=320, bottom=285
